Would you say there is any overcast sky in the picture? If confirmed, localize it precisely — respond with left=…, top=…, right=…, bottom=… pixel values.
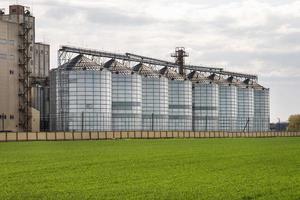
left=3, top=0, right=300, bottom=122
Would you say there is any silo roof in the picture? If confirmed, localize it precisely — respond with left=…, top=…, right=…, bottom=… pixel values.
left=216, top=76, right=240, bottom=86
left=253, top=82, right=269, bottom=90
left=236, top=79, right=255, bottom=89
left=188, top=71, right=215, bottom=84
left=60, top=54, right=103, bottom=71
left=160, top=67, right=185, bottom=80
left=133, top=63, right=161, bottom=77
left=103, top=59, right=133, bottom=74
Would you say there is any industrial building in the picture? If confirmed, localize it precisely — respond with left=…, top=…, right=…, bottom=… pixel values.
left=0, top=4, right=269, bottom=133
left=0, top=5, right=50, bottom=132
left=50, top=47, right=270, bottom=132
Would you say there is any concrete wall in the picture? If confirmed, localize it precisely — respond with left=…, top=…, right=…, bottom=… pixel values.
left=0, top=6, right=50, bottom=132
left=0, top=131, right=299, bottom=142
left=0, top=19, right=20, bottom=132
left=33, top=43, right=50, bottom=78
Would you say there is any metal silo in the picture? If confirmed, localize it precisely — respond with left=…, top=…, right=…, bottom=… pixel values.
left=133, top=63, right=169, bottom=131
left=104, top=59, right=142, bottom=131
left=253, top=83, right=270, bottom=131
left=237, top=80, right=254, bottom=132
left=218, top=77, right=238, bottom=132
left=160, top=67, right=192, bottom=131
left=189, top=71, right=219, bottom=131
left=49, top=55, right=112, bottom=131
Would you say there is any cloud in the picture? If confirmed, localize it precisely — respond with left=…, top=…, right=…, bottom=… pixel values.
left=1, top=0, right=299, bottom=121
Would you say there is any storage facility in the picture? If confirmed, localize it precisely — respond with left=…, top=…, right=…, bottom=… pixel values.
left=0, top=4, right=270, bottom=133
left=0, top=5, right=50, bottom=132
left=133, top=63, right=169, bottom=131
left=50, top=55, right=112, bottom=131
left=160, top=67, right=192, bottom=131
left=104, top=59, right=142, bottom=131
left=49, top=46, right=270, bottom=132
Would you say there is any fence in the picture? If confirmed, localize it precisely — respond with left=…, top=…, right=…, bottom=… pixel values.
left=39, top=114, right=271, bottom=132
left=0, top=131, right=299, bottom=142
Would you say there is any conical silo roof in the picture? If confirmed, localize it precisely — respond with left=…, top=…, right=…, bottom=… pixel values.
left=133, top=63, right=161, bottom=77
left=160, top=67, right=185, bottom=80
left=253, top=82, right=269, bottom=90
left=61, top=54, right=103, bottom=71
left=188, top=71, right=216, bottom=84
left=103, top=59, right=133, bottom=74
left=237, top=78, right=255, bottom=89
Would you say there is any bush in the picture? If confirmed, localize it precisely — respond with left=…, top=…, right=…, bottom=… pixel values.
left=288, top=115, right=300, bottom=131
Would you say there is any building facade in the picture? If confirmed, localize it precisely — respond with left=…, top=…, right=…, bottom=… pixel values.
left=0, top=5, right=50, bottom=132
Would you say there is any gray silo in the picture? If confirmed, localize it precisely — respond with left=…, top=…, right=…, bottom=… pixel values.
left=218, top=77, right=238, bottom=132
left=133, top=63, right=169, bottom=131
left=104, top=59, right=142, bottom=131
left=237, top=80, right=254, bottom=132
left=160, top=67, right=192, bottom=131
left=253, top=83, right=270, bottom=131
left=49, top=55, right=112, bottom=131
left=189, top=71, right=219, bottom=131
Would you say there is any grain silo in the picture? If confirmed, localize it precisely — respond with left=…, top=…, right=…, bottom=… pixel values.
left=50, top=55, right=112, bottom=131
left=133, top=63, right=169, bottom=131
left=218, top=77, right=238, bottom=132
left=188, top=71, right=219, bottom=131
left=236, top=79, right=254, bottom=132
left=160, top=67, right=192, bottom=131
left=253, top=83, right=270, bottom=131
left=103, top=59, right=142, bottom=131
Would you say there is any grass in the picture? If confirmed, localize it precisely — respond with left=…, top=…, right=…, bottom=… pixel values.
left=0, top=138, right=299, bottom=200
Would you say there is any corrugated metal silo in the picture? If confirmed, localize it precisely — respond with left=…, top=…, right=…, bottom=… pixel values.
left=237, top=80, right=254, bottom=132
left=253, top=83, right=270, bottom=131
left=50, top=55, right=112, bottom=131
left=218, top=77, right=238, bottom=132
left=189, top=71, right=219, bottom=131
left=160, top=67, right=192, bottom=131
left=104, top=59, right=142, bottom=131
left=133, top=64, right=169, bottom=131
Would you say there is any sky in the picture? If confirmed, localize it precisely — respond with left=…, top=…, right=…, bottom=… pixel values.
left=2, top=0, right=300, bottom=122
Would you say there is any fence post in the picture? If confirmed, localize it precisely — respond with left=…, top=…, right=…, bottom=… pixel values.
left=72, top=131, right=74, bottom=141
left=97, top=131, right=100, bottom=140
left=5, top=132, right=7, bottom=142
left=64, top=131, right=66, bottom=141
left=46, top=132, right=48, bottom=141
left=36, top=132, right=38, bottom=141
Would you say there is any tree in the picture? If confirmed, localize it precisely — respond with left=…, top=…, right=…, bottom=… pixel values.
left=288, top=115, right=300, bottom=132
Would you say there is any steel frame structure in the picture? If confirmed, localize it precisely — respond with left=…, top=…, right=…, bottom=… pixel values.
left=58, top=46, right=258, bottom=81
left=18, top=10, right=33, bottom=131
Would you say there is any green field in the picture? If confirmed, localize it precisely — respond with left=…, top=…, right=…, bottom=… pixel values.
left=0, top=138, right=299, bottom=200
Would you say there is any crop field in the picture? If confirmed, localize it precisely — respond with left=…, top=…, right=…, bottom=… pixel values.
left=0, top=138, right=299, bottom=200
